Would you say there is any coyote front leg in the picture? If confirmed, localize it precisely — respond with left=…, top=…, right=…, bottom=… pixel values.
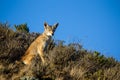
left=38, top=50, right=45, bottom=64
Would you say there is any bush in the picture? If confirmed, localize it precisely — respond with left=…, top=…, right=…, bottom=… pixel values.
left=0, top=22, right=120, bottom=80
left=14, top=23, right=29, bottom=33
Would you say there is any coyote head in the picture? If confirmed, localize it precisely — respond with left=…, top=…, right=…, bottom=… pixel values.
left=44, top=22, right=59, bottom=36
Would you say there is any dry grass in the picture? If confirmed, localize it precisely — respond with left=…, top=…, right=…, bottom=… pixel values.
left=0, top=22, right=120, bottom=80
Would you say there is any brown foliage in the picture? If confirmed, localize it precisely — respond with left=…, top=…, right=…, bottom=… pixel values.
left=0, top=23, right=120, bottom=80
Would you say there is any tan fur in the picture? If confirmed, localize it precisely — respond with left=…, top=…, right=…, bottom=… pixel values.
left=21, top=22, right=59, bottom=65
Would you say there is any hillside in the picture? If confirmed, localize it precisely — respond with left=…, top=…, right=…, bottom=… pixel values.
left=0, top=22, right=120, bottom=80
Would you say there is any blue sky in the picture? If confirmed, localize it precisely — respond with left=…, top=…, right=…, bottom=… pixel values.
left=0, top=0, right=120, bottom=61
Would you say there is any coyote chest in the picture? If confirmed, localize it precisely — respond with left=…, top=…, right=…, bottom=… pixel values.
left=36, top=34, right=51, bottom=51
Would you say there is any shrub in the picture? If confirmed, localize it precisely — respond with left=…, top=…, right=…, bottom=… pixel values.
left=0, top=22, right=120, bottom=80
left=14, top=23, right=29, bottom=33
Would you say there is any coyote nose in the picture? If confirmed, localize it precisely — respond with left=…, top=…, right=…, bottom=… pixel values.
left=52, top=33, right=54, bottom=36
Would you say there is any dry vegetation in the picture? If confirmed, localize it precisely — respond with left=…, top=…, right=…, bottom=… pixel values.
left=0, top=22, right=120, bottom=80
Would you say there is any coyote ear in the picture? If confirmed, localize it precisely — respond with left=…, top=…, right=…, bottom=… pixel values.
left=53, top=23, right=59, bottom=31
left=44, top=22, right=48, bottom=29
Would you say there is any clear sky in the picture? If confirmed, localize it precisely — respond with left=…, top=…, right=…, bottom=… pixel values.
left=0, top=0, right=120, bottom=61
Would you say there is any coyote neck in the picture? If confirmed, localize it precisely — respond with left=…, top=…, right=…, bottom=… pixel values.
left=42, top=31, right=52, bottom=38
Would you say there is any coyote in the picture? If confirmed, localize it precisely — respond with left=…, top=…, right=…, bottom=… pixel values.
left=21, top=22, right=59, bottom=65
